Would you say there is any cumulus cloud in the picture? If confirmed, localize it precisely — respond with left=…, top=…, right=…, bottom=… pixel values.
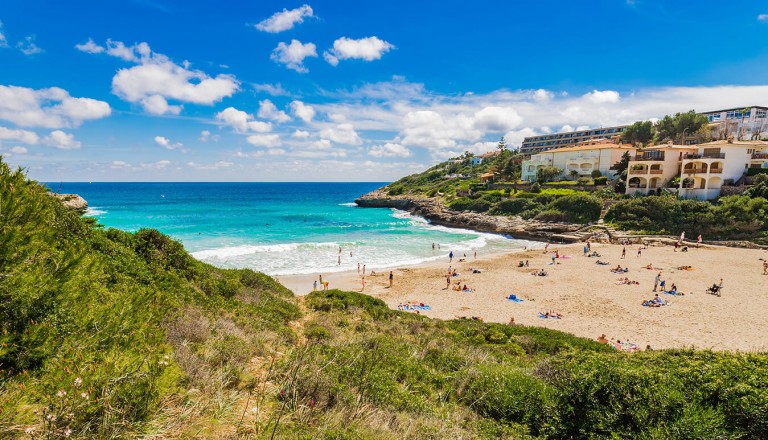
left=255, top=4, right=314, bottom=33
left=319, top=123, right=362, bottom=145
left=400, top=110, right=482, bottom=149
left=16, top=35, right=42, bottom=55
left=10, top=146, right=27, bottom=154
left=246, top=134, right=281, bottom=147
left=154, top=135, right=184, bottom=151
left=584, top=89, right=620, bottom=104
left=75, top=38, right=104, bottom=54
left=290, top=100, right=316, bottom=123
left=0, top=85, right=111, bottom=128
left=473, top=106, right=523, bottom=131
left=292, top=129, right=310, bottom=139
left=369, top=142, right=411, bottom=157
left=0, top=126, right=40, bottom=144
left=758, top=14, right=768, bottom=23
left=323, top=36, right=394, bottom=66
left=215, top=107, right=272, bottom=133
left=257, top=99, right=290, bottom=122
left=271, top=40, right=317, bottom=73
left=43, top=130, right=81, bottom=149
left=198, top=130, right=219, bottom=142
left=82, top=40, right=239, bottom=114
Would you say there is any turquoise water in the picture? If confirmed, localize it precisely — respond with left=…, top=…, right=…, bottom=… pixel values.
left=54, top=182, right=540, bottom=275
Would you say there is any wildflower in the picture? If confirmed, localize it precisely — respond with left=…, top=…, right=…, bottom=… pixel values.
left=64, top=427, right=72, bottom=437
left=56, top=390, right=67, bottom=397
left=46, top=413, right=56, bottom=421
left=80, top=392, right=88, bottom=399
left=74, top=377, right=82, bottom=388
left=25, top=427, right=35, bottom=434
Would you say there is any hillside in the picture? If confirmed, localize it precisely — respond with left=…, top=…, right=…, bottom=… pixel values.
left=1, top=159, right=768, bottom=439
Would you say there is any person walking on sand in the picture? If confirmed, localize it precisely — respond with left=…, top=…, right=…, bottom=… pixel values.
left=446, top=275, right=451, bottom=290
left=389, top=271, right=393, bottom=287
left=449, top=251, right=454, bottom=262
left=338, top=255, right=341, bottom=266
left=357, top=262, right=360, bottom=274
left=637, top=248, right=642, bottom=258
left=313, top=280, right=317, bottom=291
left=363, top=264, right=366, bottom=275
left=587, top=242, right=591, bottom=252
left=361, top=276, right=366, bottom=292
left=621, top=247, right=626, bottom=259
left=763, top=260, right=768, bottom=275
left=654, top=272, right=661, bottom=292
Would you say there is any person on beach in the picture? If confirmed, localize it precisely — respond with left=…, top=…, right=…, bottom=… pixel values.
left=338, top=255, right=341, bottom=266
left=584, top=245, right=588, bottom=256
left=474, top=251, right=477, bottom=259
left=637, top=248, right=642, bottom=258
left=432, top=242, right=435, bottom=250
left=446, top=275, right=451, bottom=290
left=389, top=271, right=393, bottom=287
left=654, top=272, right=661, bottom=292
left=357, top=263, right=360, bottom=274
left=363, top=264, right=366, bottom=275
left=313, top=280, right=317, bottom=291
left=361, top=276, right=366, bottom=291
left=319, top=274, right=323, bottom=284
left=544, top=242, right=550, bottom=253
left=621, top=247, right=626, bottom=259
left=449, top=251, right=454, bottom=262
left=697, top=234, right=702, bottom=247
left=587, top=242, right=591, bottom=252
left=763, top=260, right=768, bottom=275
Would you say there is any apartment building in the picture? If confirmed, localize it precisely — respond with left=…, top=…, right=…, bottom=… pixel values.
left=521, top=138, right=636, bottom=181
left=626, top=140, right=768, bottom=199
left=520, top=126, right=627, bottom=155
left=701, top=106, right=768, bottom=142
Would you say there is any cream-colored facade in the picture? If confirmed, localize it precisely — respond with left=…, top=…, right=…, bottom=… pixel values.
left=522, top=139, right=636, bottom=181
left=626, top=140, right=768, bottom=199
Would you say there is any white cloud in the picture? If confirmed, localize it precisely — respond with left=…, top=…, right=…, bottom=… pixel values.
left=255, top=4, right=314, bottom=33
left=533, top=89, right=553, bottom=102
left=309, top=139, right=331, bottom=149
left=473, top=106, right=523, bottom=131
left=0, top=126, right=39, bottom=144
left=323, top=36, right=394, bottom=66
left=75, top=38, right=104, bottom=54
left=215, top=107, right=272, bottom=133
left=198, top=130, right=219, bottom=142
left=290, top=100, right=316, bottom=122
left=186, top=160, right=233, bottom=170
left=257, top=99, right=290, bottom=122
left=401, top=110, right=482, bottom=149
left=43, top=130, right=81, bottom=149
left=369, top=142, right=411, bottom=157
left=246, top=134, right=281, bottom=147
left=0, top=85, right=111, bottom=128
left=0, top=21, right=8, bottom=48
left=759, top=14, right=768, bottom=23
left=584, top=89, right=620, bottom=104
left=17, top=35, right=42, bottom=55
left=140, top=160, right=171, bottom=170
left=110, top=160, right=130, bottom=169
left=253, top=83, right=292, bottom=97
left=319, top=123, right=362, bottom=145
left=10, top=146, right=27, bottom=154
left=292, top=129, right=310, bottom=139
left=271, top=40, right=317, bottom=73
left=94, top=40, right=239, bottom=114
left=154, top=135, right=184, bottom=150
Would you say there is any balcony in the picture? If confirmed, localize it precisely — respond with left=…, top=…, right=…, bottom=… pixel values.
left=683, top=168, right=708, bottom=174
left=628, top=168, right=647, bottom=174
left=649, top=169, right=664, bottom=174
left=752, top=153, right=768, bottom=160
left=683, top=153, right=725, bottom=159
left=633, top=154, right=665, bottom=161
left=709, top=168, right=723, bottom=174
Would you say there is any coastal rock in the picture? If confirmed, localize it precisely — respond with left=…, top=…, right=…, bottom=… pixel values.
left=355, top=189, right=582, bottom=242
left=49, top=193, right=88, bottom=212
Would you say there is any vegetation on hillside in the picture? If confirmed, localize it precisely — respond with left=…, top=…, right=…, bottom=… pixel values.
left=2, top=159, right=768, bottom=438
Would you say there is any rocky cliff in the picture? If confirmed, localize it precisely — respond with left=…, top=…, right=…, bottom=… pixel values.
left=355, top=189, right=582, bottom=242
left=49, top=193, right=88, bottom=212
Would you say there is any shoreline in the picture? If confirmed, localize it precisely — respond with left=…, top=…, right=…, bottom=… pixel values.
left=289, top=240, right=768, bottom=352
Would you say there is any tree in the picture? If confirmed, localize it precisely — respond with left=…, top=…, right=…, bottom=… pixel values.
left=610, top=151, right=632, bottom=194
left=536, top=166, right=562, bottom=183
left=497, top=136, right=507, bottom=153
left=621, top=120, right=654, bottom=146
left=654, top=110, right=710, bottom=144
left=569, top=170, right=580, bottom=181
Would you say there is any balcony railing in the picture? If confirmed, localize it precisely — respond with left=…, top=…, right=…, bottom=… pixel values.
left=752, top=153, right=768, bottom=160
left=709, top=168, right=723, bottom=174
left=633, top=154, right=665, bottom=161
left=649, top=169, right=664, bottom=174
left=629, top=168, right=647, bottom=174
left=683, top=168, right=708, bottom=174
left=683, top=153, right=725, bottom=159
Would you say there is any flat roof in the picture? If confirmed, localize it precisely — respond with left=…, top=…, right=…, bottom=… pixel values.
left=548, top=144, right=635, bottom=153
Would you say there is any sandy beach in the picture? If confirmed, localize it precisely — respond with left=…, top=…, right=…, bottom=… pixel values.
left=281, top=241, right=768, bottom=352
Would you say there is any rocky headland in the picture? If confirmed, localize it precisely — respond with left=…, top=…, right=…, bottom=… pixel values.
left=355, top=189, right=585, bottom=242
left=49, top=192, right=88, bottom=212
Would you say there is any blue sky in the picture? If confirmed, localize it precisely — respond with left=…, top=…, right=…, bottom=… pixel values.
left=1, top=0, right=767, bottom=181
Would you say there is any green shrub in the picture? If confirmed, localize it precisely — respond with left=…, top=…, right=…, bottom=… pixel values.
left=593, top=176, right=608, bottom=185
left=534, top=209, right=566, bottom=222
left=494, top=198, right=541, bottom=216
left=530, top=182, right=541, bottom=193
left=591, top=170, right=603, bottom=178
left=549, top=194, right=602, bottom=223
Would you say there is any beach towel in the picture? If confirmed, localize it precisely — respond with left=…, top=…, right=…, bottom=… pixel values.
left=661, top=290, right=678, bottom=296
left=507, top=294, right=524, bottom=303
left=539, top=313, right=561, bottom=319
left=557, top=255, right=572, bottom=259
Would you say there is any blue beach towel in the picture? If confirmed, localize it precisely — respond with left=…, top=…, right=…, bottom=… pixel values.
left=507, top=294, right=524, bottom=303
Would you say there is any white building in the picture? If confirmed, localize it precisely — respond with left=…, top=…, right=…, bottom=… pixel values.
left=522, top=138, right=636, bottom=181
left=702, top=106, right=768, bottom=142
left=626, top=140, right=768, bottom=199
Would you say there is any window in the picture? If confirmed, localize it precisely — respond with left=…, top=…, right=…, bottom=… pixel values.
left=757, top=110, right=767, bottom=119
left=708, top=114, right=721, bottom=122
left=727, top=110, right=749, bottom=120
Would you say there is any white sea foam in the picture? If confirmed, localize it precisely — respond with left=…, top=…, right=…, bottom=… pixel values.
left=85, top=208, right=107, bottom=216
left=338, top=202, right=358, bottom=207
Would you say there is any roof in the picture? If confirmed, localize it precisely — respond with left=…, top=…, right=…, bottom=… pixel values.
left=479, top=172, right=495, bottom=178
left=640, top=144, right=698, bottom=151
left=699, top=106, right=768, bottom=115
left=479, top=151, right=500, bottom=158
left=697, top=140, right=768, bottom=147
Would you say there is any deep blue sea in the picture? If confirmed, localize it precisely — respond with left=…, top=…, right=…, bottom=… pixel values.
left=52, top=182, right=539, bottom=275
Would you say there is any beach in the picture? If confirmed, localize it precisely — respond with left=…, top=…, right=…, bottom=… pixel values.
left=281, top=241, right=768, bottom=352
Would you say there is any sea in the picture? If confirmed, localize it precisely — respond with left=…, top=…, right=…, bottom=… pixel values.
left=51, top=182, right=541, bottom=276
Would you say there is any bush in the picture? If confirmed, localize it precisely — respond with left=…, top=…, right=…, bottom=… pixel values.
left=494, top=198, right=541, bottom=216
left=591, top=170, right=603, bottom=178
left=449, top=197, right=493, bottom=212
left=549, top=194, right=602, bottom=223
left=534, top=209, right=567, bottom=222
left=577, top=177, right=592, bottom=186
left=594, top=176, right=608, bottom=185
left=530, top=182, right=541, bottom=193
